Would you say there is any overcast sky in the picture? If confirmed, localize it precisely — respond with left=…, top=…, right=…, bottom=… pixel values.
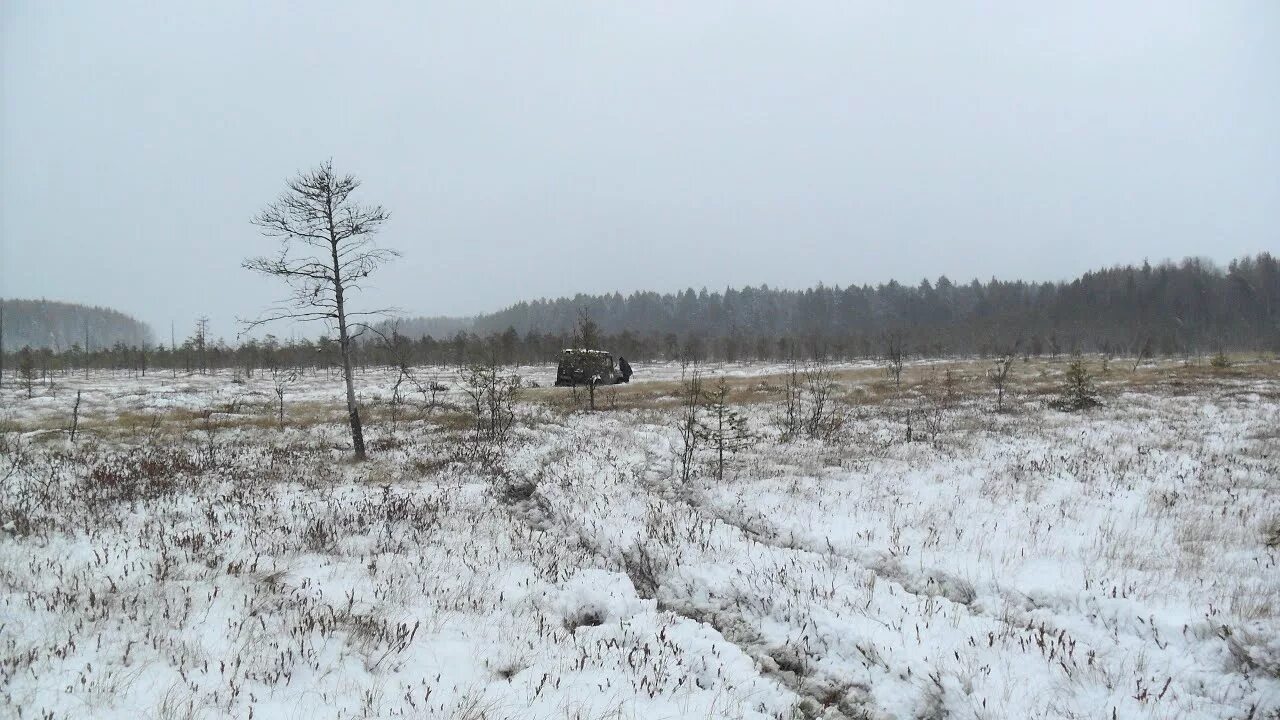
left=3, top=2, right=1277, bottom=341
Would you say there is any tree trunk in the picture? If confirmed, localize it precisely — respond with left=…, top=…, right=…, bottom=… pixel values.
left=329, top=210, right=366, bottom=460
left=717, top=410, right=725, bottom=483
left=341, top=341, right=366, bottom=459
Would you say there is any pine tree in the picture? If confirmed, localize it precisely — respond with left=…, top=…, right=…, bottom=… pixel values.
left=243, top=160, right=398, bottom=460
left=1052, top=356, right=1100, bottom=411
left=695, top=378, right=754, bottom=482
left=17, top=346, right=36, bottom=398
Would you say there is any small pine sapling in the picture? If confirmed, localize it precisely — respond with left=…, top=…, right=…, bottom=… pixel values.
left=696, top=377, right=755, bottom=483
left=1051, top=356, right=1101, bottom=411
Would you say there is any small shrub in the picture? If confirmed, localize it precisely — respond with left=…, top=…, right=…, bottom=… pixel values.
left=1050, top=357, right=1101, bottom=411
left=675, top=369, right=703, bottom=483
left=774, top=358, right=845, bottom=441
left=990, top=353, right=1016, bottom=413
left=85, top=449, right=202, bottom=502
left=446, top=361, right=523, bottom=472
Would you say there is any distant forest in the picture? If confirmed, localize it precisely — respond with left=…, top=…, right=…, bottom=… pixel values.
left=0, top=299, right=153, bottom=352
left=2, top=254, right=1277, bottom=378
left=384, top=254, right=1279, bottom=362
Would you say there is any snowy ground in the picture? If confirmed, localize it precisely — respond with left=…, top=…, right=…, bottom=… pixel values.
left=2, top=358, right=1277, bottom=719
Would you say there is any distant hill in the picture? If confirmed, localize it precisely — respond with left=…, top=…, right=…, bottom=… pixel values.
left=1, top=299, right=154, bottom=351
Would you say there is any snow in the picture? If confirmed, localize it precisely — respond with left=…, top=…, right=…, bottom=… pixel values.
left=1, top=360, right=1277, bottom=719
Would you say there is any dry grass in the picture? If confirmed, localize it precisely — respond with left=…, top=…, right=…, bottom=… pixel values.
left=522, top=356, right=1280, bottom=413
left=6, top=356, right=1278, bottom=436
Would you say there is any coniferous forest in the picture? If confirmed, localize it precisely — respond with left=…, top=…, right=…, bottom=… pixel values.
left=0, top=299, right=153, bottom=353
left=387, top=254, right=1279, bottom=363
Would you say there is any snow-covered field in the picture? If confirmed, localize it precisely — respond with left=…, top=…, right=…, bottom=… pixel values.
left=2, top=359, right=1277, bottom=719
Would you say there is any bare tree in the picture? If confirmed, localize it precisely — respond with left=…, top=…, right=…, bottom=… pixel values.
left=777, top=357, right=803, bottom=441
left=568, top=310, right=606, bottom=410
left=574, top=308, right=600, bottom=350
left=775, top=356, right=843, bottom=442
left=676, top=365, right=703, bottom=484
left=883, top=331, right=905, bottom=387
left=193, top=316, right=210, bottom=374
left=802, top=359, right=843, bottom=440
left=990, top=342, right=1018, bottom=413
left=1130, top=335, right=1152, bottom=372
left=243, top=160, right=398, bottom=460
left=376, top=327, right=447, bottom=416
left=270, top=365, right=298, bottom=430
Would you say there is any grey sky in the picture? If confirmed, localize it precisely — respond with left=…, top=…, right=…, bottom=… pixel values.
left=3, top=2, right=1277, bottom=342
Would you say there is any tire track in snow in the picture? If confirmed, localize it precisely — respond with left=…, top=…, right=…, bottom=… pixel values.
left=513, top=426, right=956, bottom=718
left=512, top=414, right=1277, bottom=718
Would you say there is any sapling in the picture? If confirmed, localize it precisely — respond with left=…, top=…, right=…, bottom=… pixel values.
left=270, top=366, right=298, bottom=429
left=1051, top=356, right=1101, bottom=411
left=802, top=360, right=842, bottom=440
left=883, top=331, right=905, bottom=387
left=17, top=346, right=35, bottom=398
left=675, top=366, right=703, bottom=484
left=695, top=377, right=754, bottom=483
left=991, top=352, right=1016, bottom=413
left=777, top=357, right=803, bottom=441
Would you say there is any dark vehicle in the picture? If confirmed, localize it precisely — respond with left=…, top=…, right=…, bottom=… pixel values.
left=555, top=349, right=617, bottom=387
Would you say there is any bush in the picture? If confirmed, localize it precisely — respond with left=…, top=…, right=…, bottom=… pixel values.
left=449, top=361, right=523, bottom=471
left=775, top=359, right=845, bottom=441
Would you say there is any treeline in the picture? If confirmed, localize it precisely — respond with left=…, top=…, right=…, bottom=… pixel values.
left=397, top=254, right=1280, bottom=360
left=3, top=254, right=1278, bottom=380
left=1, top=299, right=153, bottom=352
